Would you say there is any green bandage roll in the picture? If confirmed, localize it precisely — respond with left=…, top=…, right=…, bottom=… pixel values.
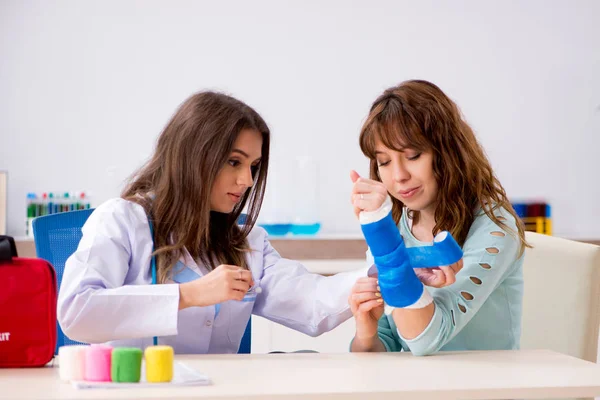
left=111, top=347, right=143, bottom=383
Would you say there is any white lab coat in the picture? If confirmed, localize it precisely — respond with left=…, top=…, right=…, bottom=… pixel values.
left=57, top=198, right=367, bottom=354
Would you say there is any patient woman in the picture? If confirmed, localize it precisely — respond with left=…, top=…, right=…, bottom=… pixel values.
left=349, top=80, right=528, bottom=356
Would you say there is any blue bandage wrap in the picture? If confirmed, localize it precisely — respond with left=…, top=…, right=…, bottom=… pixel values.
left=360, top=212, right=403, bottom=256
left=374, top=243, right=425, bottom=307
left=406, top=232, right=463, bottom=268
left=361, top=213, right=424, bottom=308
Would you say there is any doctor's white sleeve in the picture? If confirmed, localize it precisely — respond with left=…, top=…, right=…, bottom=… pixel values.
left=252, top=232, right=369, bottom=337
left=57, top=200, right=180, bottom=344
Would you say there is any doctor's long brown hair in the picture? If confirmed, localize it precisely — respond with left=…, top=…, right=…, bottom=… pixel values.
left=122, top=92, right=270, bottom=283
left=359, top=80, right=529, bottom=255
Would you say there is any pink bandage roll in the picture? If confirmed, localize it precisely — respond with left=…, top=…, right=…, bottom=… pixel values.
left=84, top=345, right=113, bottom=382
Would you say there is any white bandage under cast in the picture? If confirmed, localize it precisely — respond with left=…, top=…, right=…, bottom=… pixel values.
left=404, top=286, right=433, bottom=309
left=385, top=286, right=433, bottom=313
left=359, top=196, right=393, bottom=225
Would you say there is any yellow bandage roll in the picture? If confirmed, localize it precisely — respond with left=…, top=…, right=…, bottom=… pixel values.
left=144, top=345, right=174, bottom=383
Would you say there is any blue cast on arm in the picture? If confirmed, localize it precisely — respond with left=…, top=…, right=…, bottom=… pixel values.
left=361, top=212, right=424, bottom=308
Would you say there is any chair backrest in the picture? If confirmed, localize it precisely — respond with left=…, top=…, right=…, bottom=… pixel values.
left=32, top=209, right=94, bottom=352
left=520, top=232, right=600, bottom=362
left=32, top=209, right=252, bottom=354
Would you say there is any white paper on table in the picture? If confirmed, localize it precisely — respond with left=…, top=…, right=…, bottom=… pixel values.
left=71, top=361, right=211, bottom=389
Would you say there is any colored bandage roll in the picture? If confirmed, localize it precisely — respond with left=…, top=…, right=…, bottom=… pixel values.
left=406, top=231, right=463, bottom=268
left=84, top=345, right=113, bottom=382
left=111, top=347, right=143, bottom=383
left=58, top=345, right=87, bottom=382
left=145, top=345, right=174, bottom=383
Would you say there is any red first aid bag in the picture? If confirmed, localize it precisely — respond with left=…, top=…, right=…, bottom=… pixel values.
left=0, top=235, right=57, bottom=367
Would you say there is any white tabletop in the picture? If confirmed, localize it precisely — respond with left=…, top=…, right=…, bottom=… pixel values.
left=2, top=350, right=600, bottom=400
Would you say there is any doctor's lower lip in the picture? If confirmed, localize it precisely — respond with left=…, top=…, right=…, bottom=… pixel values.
left=228, top=193, right=241, bottom=202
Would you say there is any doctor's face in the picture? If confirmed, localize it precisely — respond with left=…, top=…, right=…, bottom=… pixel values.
left=210, top=129, right=263, bottom=213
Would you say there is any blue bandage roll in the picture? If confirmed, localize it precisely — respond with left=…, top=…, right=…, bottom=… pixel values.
left=406, top=231, right=463, bottom=268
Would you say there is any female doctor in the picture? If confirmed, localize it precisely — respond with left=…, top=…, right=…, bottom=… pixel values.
left=57, top=91, right=459, bottom=354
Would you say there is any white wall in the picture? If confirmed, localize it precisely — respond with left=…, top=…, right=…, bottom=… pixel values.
left=1, top=0, right=599, bottom=238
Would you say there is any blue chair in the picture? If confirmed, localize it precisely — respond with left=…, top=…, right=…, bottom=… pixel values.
left=32, top=209, right=252, bottom=354
left=33, top=209, right=94, bottom=353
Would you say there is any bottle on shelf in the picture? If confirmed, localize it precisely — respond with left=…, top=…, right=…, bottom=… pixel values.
left=289, top=156, right=321, bottom=236
left=257, top=165, right=292, bottom=236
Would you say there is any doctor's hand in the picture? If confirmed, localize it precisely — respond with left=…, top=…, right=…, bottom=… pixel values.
left=349, top=277, right=384, bottom=342
left=350, top=170, right=389, bottom=218
left=178, top=264, right=254, bottom=310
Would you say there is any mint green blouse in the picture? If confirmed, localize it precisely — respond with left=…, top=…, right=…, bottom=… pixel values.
left=368, top=208, right=524, bottom=356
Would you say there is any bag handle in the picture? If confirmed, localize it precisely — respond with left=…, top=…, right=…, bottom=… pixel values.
left=0, top=235, right=18, bottom=262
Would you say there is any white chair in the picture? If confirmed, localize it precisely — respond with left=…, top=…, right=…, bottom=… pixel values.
left=521, top=232, right=600, bottom=364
